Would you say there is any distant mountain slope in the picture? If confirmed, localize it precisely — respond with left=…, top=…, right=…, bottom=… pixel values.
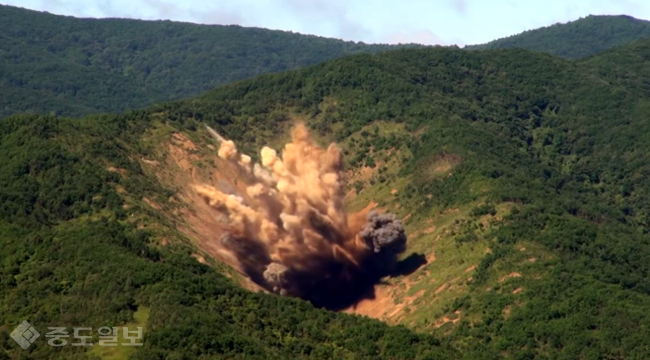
left=0, top=5, right=403, bottom=118
left=579, top=34, right=650, bottom=92
left=467, top=15, right=650, bottom=59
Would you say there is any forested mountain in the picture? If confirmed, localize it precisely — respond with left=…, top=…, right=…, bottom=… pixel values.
left=467, top=14, right=650, bottom=59
left=3, top=33, right=650, bottom=359
left=0, top=5, right=402, bottom=119
left=2, top=4, right=648, bottom=120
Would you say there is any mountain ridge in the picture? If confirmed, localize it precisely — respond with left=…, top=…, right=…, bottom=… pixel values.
left=4, top=5, right=650, bottom=122
left=0, top=4, right=408, bottom=119
left=467, top=14, right=650, bottom=59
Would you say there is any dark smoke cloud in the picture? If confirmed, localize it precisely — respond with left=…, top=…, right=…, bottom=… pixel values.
left=260, top=211, right=407, bottom=303
left=360, top=212, right=407, bottom=255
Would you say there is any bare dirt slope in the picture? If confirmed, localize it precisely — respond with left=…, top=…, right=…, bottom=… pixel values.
left=136, top=126, right=530, bottom=331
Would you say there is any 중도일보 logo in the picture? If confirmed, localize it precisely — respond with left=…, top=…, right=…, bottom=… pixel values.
left=10, top=321, right=143, bottom=350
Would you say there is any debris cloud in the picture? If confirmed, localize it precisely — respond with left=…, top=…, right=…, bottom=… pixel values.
left=197, top=123, right=407, bottom=308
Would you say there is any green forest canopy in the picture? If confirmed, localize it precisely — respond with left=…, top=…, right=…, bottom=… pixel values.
left=4, top=5, right=650, bottom=122
left=467, top=14, right=650, bottom=59
left=3, top=35, right=650, bottom=358
left=0, top=4, right=404, bottom=119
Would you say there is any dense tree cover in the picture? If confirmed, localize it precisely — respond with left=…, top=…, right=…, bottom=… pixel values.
left=2, top=4, right=647, bottom=121
left=0, top=5, right=405, bottom=119
left=5, top=33, right=650, bottom=359
left=150, top=40, right=650, bottom=357
left=467, top=14, right=650, bottom=59
left=0, top=114, right=456, bottom=359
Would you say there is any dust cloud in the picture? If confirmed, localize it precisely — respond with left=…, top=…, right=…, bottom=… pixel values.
left=195, top=123, right=407, bottom=308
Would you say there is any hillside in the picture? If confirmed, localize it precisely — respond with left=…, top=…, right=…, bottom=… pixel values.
left=0, top=5, right=402, bottom=119
left=467, top=14, right=650, bottom=59
left=3, top=39, right=650, bottom=359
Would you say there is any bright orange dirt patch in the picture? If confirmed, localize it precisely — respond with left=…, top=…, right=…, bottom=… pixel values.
left=346, top=279, right=427, bottom=322
left=347, top=284, right=398, bottom=320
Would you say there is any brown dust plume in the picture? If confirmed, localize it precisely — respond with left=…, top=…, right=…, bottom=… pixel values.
left=195, top=124, right=407, bottom=308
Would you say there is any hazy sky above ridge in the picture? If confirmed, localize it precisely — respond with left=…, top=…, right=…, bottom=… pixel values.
left=2, top=0, right=649, bottom=46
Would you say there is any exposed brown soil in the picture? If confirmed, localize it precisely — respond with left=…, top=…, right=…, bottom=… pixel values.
left=409, top=223, right=436, bottom=239
left=423, top=226, right=437, bottom=234
left=346, top=284, right=398, bottom=320
left=141, top=158, right=159, bottom=166
left=140, top=132, right=265, bottom=293
left=435, top=283, right=448, bottom=294
left=143, top=197, right=161, bottom=211
left=107, top=166, right=127, bottom=175
left=345, top=254, right=429, bottom=321
left=346, top=165, right=377, bottom=183
left=499, top=272, right=522, bottom=282
left=346, top=278, right=427, bottom=322
left=142, top=131, right=454, bottom=320
left=344, top=188, right=357, bottom=202
left=192, top=253, right=207, bottom=264
left=360, top=201, right=379, bottom=213
left=434, top=310, right=461, bottom=328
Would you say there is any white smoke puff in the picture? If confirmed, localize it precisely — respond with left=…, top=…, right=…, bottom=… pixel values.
left=253, top=163, right=276, bottom=187
left=359, top=211, right=407, bottom=255
left=218, top=140, right=239, bottom=160
left=240, top=154, right=252, bottom=167
left=280, top=213, right=302, bottom=234
left=263, top=262, right=291, bottom=295
left=260, top=147, right=278, bottom=167
left=247, top=183, right=267, bottom=198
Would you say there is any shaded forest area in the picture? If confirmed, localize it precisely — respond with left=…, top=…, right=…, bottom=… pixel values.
left=0, top=5, right=403, bottom=119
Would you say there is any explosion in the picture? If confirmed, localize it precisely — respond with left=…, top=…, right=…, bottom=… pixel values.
left=195, top=123, right=407, bottom=308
